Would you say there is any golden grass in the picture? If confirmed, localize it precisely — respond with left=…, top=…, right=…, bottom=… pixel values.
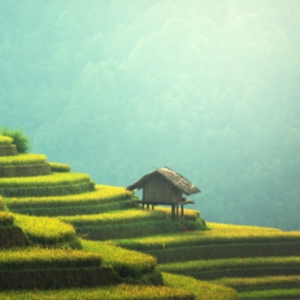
left=0, top=172, right=91, bottom=187
left=48, top=162, right=71, bottom=172
left=154, top=206, right=200, bottom=219
left=115, top=222, right=299, bottom=251
left=0, top=154, right=47, bottom=166
left=5, top=185, right=133, bottom=209
left=59, top=208, right=168, bottom=226
left=0, top=283, right=195, bottom=299
left=0, top=136, right=13, bottom=145
left=81, top=239, right=157, bottom=277
left=14, top=214, right=77, bottom=245
left=214, top=275, right=300, bottom=291
left=240, top=288, right=300, bottom=299
left=157, top=256, right=300, bottom=274
left=0, top=247, right=102, bottom=271
left=163, top=272, right=239, bottom=299
left=0, top=211, right=14, bottom=226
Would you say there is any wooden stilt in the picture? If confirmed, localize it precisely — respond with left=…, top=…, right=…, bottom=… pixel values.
left=181, top=204, right=184, bottom=217
left=142, top=203, right=144, bottom=209
left=171, top=205, right=175, bottom=220
left=152, top=204, right=154, bottom=210
left=147, top=204, right=149, bottom=209
left=176, top=204, right=179, bottom=220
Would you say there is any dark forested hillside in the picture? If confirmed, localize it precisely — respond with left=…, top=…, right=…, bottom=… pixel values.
left=1, top=0, right=299, bottom=230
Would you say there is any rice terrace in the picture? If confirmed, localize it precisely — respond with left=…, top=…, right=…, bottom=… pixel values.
left=0, top=130, right=300, bottom=299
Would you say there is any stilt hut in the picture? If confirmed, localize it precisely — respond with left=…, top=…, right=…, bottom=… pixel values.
left=126, top=166, right=200, bottom=220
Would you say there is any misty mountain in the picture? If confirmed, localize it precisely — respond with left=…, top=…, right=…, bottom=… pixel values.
left=1, top=0, right=299, bottom=230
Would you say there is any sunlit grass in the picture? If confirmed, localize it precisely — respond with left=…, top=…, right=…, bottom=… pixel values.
left=48, top=162, right=71, bottom=172
left=115, top=222, right=299, bottom=251
left=59, top=208, right=168, bottom=226
left=5, top=185, right=133, bottom=209
left=154, top=206, right=200, bottom=219
left=14, top=214, right=77, bottom=246
left=239, top=288, right=300, bottom=299
left=0, top=136, right=13, bottom=145
left=0, top=283, right=195, bottom=299
left=0, top=211, right=14, bottom=226
left=81, top=239, right=157, bottom=278
left=0, top=172, right=91, bottom=187
left=0, top=154, right=47, bottom=166
left=163, top=272, right=239, bottom=299
left=214, top=275, right=300, bottom=292
left=0, top=247, right=102, bottom=271
left=157, top=256, right=300, bottom=275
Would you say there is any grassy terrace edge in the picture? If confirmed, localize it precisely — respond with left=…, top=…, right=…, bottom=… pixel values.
left=0, top=154, right=47, bottom=166
left=213, top=275, right=300, bottom=292
left=0, top=273, right=239, bottom=300
left=114, top=229, right=300, bottom=252
left=157, top=256, right=300, bottom=280
left=0, top=136, right=13, bottom=145
left=4, top=185, right=134, bottom=209
left=0, top=172, right=91, bottom=187
left=0, top=247, right=102, bottom=271
left=13, top=214, right=79, bottom=246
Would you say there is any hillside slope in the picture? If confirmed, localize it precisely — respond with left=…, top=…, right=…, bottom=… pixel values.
left=0, top=139, right=299, bottom=298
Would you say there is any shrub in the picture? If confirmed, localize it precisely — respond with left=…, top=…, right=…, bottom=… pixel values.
left=0, top=127, right=32, bottom=154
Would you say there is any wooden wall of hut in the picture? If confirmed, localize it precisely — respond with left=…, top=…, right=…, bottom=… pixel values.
left=142, top=174, right=182, bottom=203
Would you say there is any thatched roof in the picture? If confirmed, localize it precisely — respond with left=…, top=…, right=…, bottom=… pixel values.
left=127, top=166, right=200, bottom=196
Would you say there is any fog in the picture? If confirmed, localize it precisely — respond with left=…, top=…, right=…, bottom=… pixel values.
left=1, top=0, right=299, bottom=230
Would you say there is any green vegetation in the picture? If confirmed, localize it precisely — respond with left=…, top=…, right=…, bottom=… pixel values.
left=0, top=211, right=14, bottom=226
left=214, top=275, right=300, bottom=292
left=7, top=199, right=137, bottom=217
left=162, top=272, right=239, bottom=300
left=0, top=128, right=31, bottom=154
left=0, top=284, right=195, bottom=300
left=240, top=288, right=300, bottom=299
left=114, top=222, right=299, bottom=252
left=59, top=209, right=174, bottom=226
left=59, top=208, right=204, bottom=240
left=0, top=136, right=13, bottom=145
left=48, top=162, right=71, bottom=172
left=5, top=185, right=134, bottom=209
left=0, top=131, right=299, bottom=298
left=0, top=154, right=47, bottom=166
left=0, top=163, right=51, bottom=177
left=13, top=214, right=79, bottom=247
left=0, top=172, right=95, bottom=197
left=0, top=247, right=102, bottom=271
left=0, top=172, right=91, bottom=188
left=77, top=219, right=179, bottom=241
left=81, top=239, right=157, bottom=279
left=4, top=184, right=136, bottom=216
left=0, top=195, right=5, bottom=211
left=157, top=257, right=300, bottom=280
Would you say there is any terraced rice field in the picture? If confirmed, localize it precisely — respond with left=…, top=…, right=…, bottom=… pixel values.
left=0, top=142, right=299, bottom=298
left=0, top=154, right=47, bottom=166
left=5, top=184, right=137, bottom=216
